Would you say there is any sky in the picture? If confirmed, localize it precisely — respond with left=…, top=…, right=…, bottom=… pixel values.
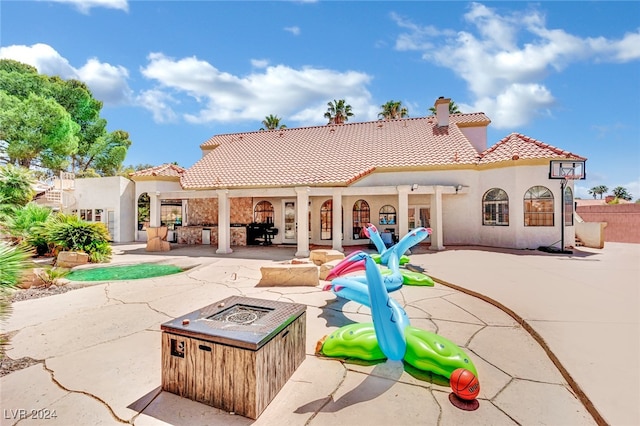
left=1, top=0, right=639, bottom=200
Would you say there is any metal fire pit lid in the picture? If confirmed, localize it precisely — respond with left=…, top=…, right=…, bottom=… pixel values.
left=161, top=296, right=306, bottom=350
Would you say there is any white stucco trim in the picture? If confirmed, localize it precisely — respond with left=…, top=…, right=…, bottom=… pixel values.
left=332, top=188, right=344, bottom=252
left=295, top=187, right=310, bottom=257
left=216, top=189, right=233, bottom=254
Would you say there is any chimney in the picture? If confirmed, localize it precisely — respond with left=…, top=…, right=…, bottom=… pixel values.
left=435, top=96, right=450, bottom=127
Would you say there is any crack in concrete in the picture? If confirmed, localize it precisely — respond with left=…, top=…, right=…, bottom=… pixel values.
left=41, top=360, right=131, bottom=424
left=305, top=365, right=348, bottom=425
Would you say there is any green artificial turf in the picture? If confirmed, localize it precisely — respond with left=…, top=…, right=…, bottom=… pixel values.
left=66, top=263, right=183, bottom=281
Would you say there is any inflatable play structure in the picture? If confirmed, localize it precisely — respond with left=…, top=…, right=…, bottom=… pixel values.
left=319, top=224, right=479, bottom=397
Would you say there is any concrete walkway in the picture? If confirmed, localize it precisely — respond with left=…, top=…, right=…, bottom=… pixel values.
left=1, top=242, right=635, bottom=425
left=409, top=242, right=640, bottom=426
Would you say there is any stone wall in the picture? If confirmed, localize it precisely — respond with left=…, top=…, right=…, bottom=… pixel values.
left=176, top=225, right=247, bottom=246
left=187, top=199, right=217, bottom=225
left=231, top=227, right=247, bottom=246
left=231, top=198, right=253, bottom=223
left=577, top=204, right=640, bottom=243
left=187, top=197, right=253, bottom=225
left=177, top=226, right=203, bottom=244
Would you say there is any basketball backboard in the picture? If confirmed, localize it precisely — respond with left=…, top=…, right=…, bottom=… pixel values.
left=549, top=160, right=586, bottom=180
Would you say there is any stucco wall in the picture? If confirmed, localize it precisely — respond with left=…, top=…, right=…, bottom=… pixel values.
left=576, top=204, right=640, bottom=243
left=476, top=165, right=574, bottom=249
left=356, top=165, right=574, bottom=249
left=73, top=176, right=136, bottom=242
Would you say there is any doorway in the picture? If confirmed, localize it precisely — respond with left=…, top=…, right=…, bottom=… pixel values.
left=282, top=200, right=296, bottom=244
left=408, top=206, right=430, bottom=229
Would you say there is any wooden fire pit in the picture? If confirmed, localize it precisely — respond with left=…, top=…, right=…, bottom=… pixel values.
left=160, top=296, right=306, bottom=419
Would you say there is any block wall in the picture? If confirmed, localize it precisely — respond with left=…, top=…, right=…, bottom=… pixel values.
left=577, top=204, right=640, bottom=243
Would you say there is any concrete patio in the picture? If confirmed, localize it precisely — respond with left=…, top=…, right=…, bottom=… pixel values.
left=1, top=242, right=637, bottom=425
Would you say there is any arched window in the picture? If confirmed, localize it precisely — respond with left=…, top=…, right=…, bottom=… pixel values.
left=524, top=186, right=554, bottom=226
left=321, top=200, right=333, bottom=240
left=482, top=188, right=509, bottom=226
left=379, top=205, right=396, bottom=225
left=564, top=186, right=574, bottom=226
left=352, top=199, right=370, bottom=239
left=254, top=201, right=274, bottom=224
left=137, top=193, right=150, bottom=231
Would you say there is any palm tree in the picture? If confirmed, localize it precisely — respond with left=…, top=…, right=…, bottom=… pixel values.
left=378, top=100, right=409, bottom=120
left=588, top=185, right=608, bottom=199
left=429, top=100, right=461, bottom=115
left=324, top=99, right=353, bottom=125
left=260, top=114, right=287, bottom=130
left=612, top=186, right=632, bottom=201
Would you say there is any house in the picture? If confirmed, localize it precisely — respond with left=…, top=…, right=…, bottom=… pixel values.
left=65, top=97, right=588, bottom=255
left=35, top=173, right=136, bottom=243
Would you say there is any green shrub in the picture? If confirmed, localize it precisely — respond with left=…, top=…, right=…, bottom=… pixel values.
left=0, top=242, right=33, bottom=288
left=4, top=203, right=53, bottom=255
left=43, top=214, right=112, bottom=263
left=0, top=164, right=35, bottom=209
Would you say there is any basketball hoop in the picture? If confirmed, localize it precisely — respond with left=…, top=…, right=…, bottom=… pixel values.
left=547, top=159, right=586, bottom=254
left=549, top=160, right=586, bottom=180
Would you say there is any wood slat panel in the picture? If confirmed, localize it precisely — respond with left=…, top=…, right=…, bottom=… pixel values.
left=161, top=312, right=306, bottom=419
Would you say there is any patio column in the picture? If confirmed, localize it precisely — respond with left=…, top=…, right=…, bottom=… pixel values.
left=295, top=187, right=310, bottom=257
left=429, top=185, right=445, bottom=251
left=332, top=188, right=343, bottom=252
left=397, top=185, right=410, bottom=239
left=216, top=189, right=233, bottom=254
left=149, top=192, right=161, bottom=227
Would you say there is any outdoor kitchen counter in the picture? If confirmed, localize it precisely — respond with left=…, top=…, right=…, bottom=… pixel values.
left=176, top=225, right=247, bottom=246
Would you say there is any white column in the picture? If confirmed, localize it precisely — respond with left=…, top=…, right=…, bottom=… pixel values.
left=295, top=187, right=310, bottom=257
left=397, top=185, right=410, bottom=239
left=429, top=185, right=445, bottom=251
left=216, top=190, right=232, bottom=254
left=149, top=192, right=161, bottom=227
left=332, top=188, right=343, bottom=252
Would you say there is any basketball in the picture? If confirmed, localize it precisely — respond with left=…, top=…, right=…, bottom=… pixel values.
left=450, top=368, right=480, bottom=400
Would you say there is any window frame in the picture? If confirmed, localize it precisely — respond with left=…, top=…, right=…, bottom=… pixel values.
left=482, top=188, right=509, bottom=226
left=564, top=186, right=574, bottom=226
left=254, top=200, right=275, bottom=224
left=320, top=199, right=332, bottom=240
left=524, top=186, right=554, bottom=227
left=379, top=205, right=397, bottom=225
left=352, top=199, right=370, bottom=239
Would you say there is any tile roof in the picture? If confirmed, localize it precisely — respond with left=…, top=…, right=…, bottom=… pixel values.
left=182, top=115, right=488, bottom=189
left=130, top=163, right=186, bottom=178
left=478, top=133, right=587, bottom=164
left=180, top=117, right=587, bottom=190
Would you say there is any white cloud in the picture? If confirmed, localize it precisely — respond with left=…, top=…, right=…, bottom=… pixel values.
left=0, top=43, right=132, bottom=105
left=392, top=2, right=640, bottom=129
left=251, top=59, right=269, bottom=69
left=140, top=53, right=375, bottom=125
left=0, top=43, right=76, bottom=79
left=42, top=0, right=128, bottom=14
left=136, top=89, right=178, bottom=123
left=284, top=26, right=301, bottom=36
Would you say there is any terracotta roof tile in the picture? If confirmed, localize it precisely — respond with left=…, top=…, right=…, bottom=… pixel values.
left=478, top=133, right=587, bottom=164
left=181, top=116, right=587, bottom=190
left=130, top=163, right=186, bottom=178
left=183, top=115, right=486, bottom=189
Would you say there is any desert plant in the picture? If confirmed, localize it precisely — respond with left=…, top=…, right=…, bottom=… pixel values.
left=3, top=203, right=53, bottom=254
left=34, top=266, right=69, bottom=287
left=0, top=242, right=33, bottom=288
left=42, top=213, right=112, bottom=262
left=0, top=164, right=35, bottom=209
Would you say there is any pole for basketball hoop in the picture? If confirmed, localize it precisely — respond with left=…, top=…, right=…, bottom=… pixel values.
left=560, top=176, right=568, bottom=252
left=548, top=160, right=586, bottom=253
